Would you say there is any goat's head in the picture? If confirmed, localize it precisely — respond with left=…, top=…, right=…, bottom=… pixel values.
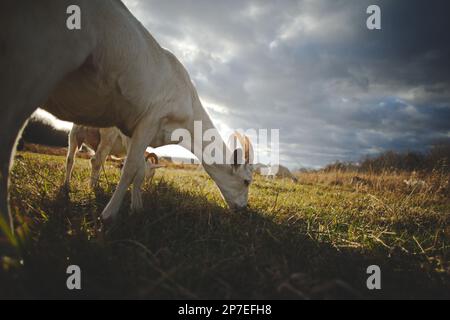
left=214, top=132, right=254, bottom=211
left=119, top=153, right=164, bottom=177
left=144, top=152, right=164, bottom=178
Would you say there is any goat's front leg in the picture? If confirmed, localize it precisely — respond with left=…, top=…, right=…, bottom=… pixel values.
left=130, top=157, right=145, bottom=213
left=90, top=154, right=108, bottom=189
left=90, top=130, right=117, bottom=188
left=64, top=131, right=79, bottom=189
left=100, top=123, right=157, bottom=221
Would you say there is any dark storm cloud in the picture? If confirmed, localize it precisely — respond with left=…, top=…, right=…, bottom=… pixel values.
left=124, top=0, right=450, bottom=168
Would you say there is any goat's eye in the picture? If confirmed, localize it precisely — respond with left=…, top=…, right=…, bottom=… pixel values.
left=244, top=179, right=250, bottom=187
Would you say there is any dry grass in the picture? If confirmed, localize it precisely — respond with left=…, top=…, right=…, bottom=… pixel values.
left=297, top=170, right=449, bottom=198
left=0, top=152, right=449, bottom=299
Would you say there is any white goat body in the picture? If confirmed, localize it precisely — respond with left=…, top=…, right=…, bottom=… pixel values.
left=0, top=0, right=253, bottom=234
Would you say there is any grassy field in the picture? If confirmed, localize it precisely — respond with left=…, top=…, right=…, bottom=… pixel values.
left=1, top=151, right=449, bottom=299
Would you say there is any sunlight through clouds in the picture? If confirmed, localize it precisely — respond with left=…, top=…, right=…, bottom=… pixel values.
left=39, top=0, right=450, bottom=168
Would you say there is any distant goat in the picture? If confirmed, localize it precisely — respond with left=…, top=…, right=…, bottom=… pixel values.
left=255, top=164, right=298, bottom=183
left=65, top=126, right=163, bottom=212
left=403, top=172, right=427, bottom=190
left=65, top=125, right=163, bottom=189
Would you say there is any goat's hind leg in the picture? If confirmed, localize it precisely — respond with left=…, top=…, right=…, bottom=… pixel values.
left=0, top=1, right=95, bottom=241
left=0, top=113, right=34, bottom=241
left=130, top=157, right=145, bottom=214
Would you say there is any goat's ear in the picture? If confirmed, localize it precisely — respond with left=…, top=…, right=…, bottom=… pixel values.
left=244, top=135, right=254, bottom=164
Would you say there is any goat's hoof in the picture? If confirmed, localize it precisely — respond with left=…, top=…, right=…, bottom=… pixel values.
left=100, top=208, right=118, bottom=222
left=99, top=216, right=117, bottom=236
left=130, top=195, right=144, bottom=215
left=130, top=204, right=144, bottom=215
left=90, top=179, right=100, bottom=189
left=62, top=183, right=70, bottom=193
left=101, top=213, right=112, bottom=222
left=100, top=215, right=113, bottom=229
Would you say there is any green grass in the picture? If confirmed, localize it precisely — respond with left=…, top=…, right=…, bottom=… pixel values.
left=1, top=152, right=449, bottom=299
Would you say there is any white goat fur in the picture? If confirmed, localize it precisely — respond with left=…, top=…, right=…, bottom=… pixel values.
left=0, top=0, right=253, bottom=232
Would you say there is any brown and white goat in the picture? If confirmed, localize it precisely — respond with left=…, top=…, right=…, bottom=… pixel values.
left=65, top=125, right=163, bottom=211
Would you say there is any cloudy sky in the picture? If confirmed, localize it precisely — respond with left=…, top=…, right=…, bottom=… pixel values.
left=47, top=0, right=450, bottom=168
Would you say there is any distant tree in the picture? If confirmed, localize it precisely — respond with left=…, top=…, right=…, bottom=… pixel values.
left=427, top=140, right=450, bottom=172
left=324, top=161, right=358, bottom=172
left=322, top=140, right=450, bottom=174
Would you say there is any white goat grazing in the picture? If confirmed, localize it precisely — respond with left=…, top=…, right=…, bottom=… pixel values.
left=0, top=0, right=253, bottom=233
left=255, top=164, right=298, bottom=183
left=65, top=125, right=163, bottom=205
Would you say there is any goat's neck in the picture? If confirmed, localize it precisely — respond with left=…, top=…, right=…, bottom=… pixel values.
left=190, top=95, right=232, bottom=182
